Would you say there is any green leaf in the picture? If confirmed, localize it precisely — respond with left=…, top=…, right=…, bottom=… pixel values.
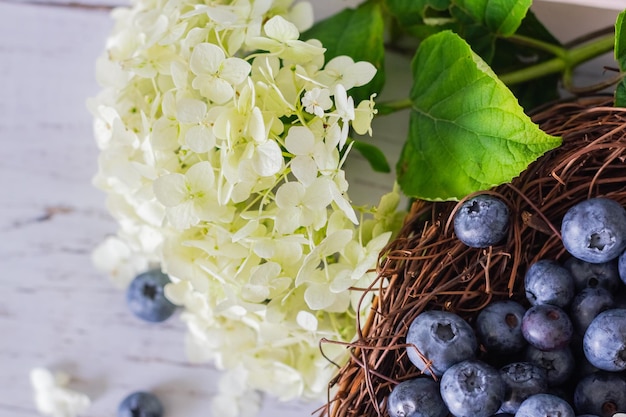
left=301, top=2, right=385, bottom=103
left=396, top=31, right=561, bottom=200
left=615, top=10, right=626, bottom=68
left=453, top=0, right=532, bottom=37
left=614, top=10, right=626, bottom=106
left=385, top=0, right=451, bottom=25
left=352, top=140, right=391, bottom=173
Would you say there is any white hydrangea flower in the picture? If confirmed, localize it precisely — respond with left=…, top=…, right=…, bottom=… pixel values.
left=190, top=43, right=251, bottom=104
left=211, top=367, right=262, bottom=417
left=30, top=368, right=91, bottom=417
left=301, top=87, right=332, bottom=118
left=247, top=15, right=325, bottom=63
left=315, top=55, right=377, bottom=91
left=90, top=0, right=404, bottom=413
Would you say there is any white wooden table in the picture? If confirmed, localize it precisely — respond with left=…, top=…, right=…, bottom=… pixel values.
left=0, top=1, right=620, bottom=416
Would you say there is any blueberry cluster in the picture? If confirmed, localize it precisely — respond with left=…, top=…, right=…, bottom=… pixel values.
left=388, top=196, right=626, bottom=417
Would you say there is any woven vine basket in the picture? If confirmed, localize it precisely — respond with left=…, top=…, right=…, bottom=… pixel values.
left=322, top=95, right=626, bottom=417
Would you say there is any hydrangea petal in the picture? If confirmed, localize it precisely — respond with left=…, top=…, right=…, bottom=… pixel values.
left=221, top=58, right=252, bottom=86
left=252, top=140, right=283, bottom=176
left=285, top=126, right=315, bottom=155
left=190, top=42, right=225, bottom=75
left=351, top=61, right=377, bottom=87
left=304, top=283, right=334, bottom=310
left=185, top=125, right=216, bottom=153
left=177, top=98, right=207, bottom=123
left=263, top=15, right=300, bottom=41
left=296, top=310, right=318, bottom=331
left=153, top=173, right=187, bottom=207
left=204, top=77, right=235, bottom=104
left=288, top=1, right=314, bottom=32
left=186, top=161, right=215, bottom=190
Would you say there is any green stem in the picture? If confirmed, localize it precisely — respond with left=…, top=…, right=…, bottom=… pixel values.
left=500, top=33, right=615, bottom=86
left=375, top=98, right=412, bottom=115
left=507, top=34, right=566, bottom=57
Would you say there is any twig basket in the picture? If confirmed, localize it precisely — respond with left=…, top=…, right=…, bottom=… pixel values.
left=323, top=96, right=626, bottom=417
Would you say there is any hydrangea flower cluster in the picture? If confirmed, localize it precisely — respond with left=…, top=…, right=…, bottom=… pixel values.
left=89, top=0, right=403, bottom=413
left=30, top=368, right=91, bottom=417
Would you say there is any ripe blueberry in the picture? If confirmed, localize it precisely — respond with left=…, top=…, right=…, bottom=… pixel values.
left=618, top=250, right=626, bottom=286
left=524, top=260, right=575, bottom=308
left=561, top=198, right=626, bottom=264
left=453, top=194, right=509, bottom=248
left=498, top=362, right=547, bottom=414
left=475, top=300, right=527, bottom=355
left=583, top=308, right=626, bottom=372
left=406, top=310, right=477, bottom=376
left=387, top=378, right=448, bottom=417
left=521, top=304, right=573, bottom=351
left=564, top=257, right=621, bottom=292
left=126, top=269, right=178, bottom=322
left=574, top=372, right=626, bottom=417
left=439, top=359, right=504, bottom=417
left=118, top=391, right=163, bottom=417
left=515, top=393, right=575, bottom=417
left=569, top=287, right=615, bottom=335
left=524, top=346, right=575, bottom=386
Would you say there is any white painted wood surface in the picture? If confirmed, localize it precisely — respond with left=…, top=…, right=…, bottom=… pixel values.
left=0, top=1, right=622, bottom=417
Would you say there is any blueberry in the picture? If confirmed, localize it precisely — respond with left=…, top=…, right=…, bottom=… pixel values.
left=524, top=260, right=575, bottom=308
left=439, top=359, right=504, bottom=417
left=453, top=194, right=509, bottom=248
left=524, top=345, right=575, bottom=386
left=583, top=308, right=626, bottom=372
left=569, top=287, right=615, bottom=335
left=564, top=257, right=621, bottom=292
left=561, top=198, right=626, bottom=264
left=387, top=378, right=448, bottom=417
left=574, top=372, right=626, bottom=417
left=406, top=310, right=477, bottom=376
left=515, top=393, right=575, bottom=417
left=521, top=304, right=573, bottom=351
left=618, top=250, right=626, bottom=285
left=498, top=362, right=548, bottom=414
left=476, top=300, right=527, bottom=355
left=126, top=269, right=178, bottom=322
left=118, top=391, right=164, bottom=417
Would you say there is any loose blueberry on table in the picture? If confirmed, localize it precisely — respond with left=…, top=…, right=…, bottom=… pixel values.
left=453, top=194, right=509, bottom=248
left=118, top=391, right=164, bottom=417
left=405, top=310, right=477, bottom=376
left=126, top=269, right=178, bottom=322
